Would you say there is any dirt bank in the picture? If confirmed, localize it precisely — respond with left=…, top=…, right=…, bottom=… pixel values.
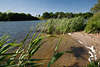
left=32, top=34, right=89, bottom=67
left=70, top=32, right=100, bottom=59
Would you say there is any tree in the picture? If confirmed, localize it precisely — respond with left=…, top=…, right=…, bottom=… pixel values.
left=65, top=12, right=74, bottom=18
left=42, top=12, right=51, bottom=19
left=91, top=0, right=100, bottom=13
left=41, top=12, right=93, bottom=19
left=0, top=13, right=8, bottom=21
left=0, top=12, right=39, bottom=21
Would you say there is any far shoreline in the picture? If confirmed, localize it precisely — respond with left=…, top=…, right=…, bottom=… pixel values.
left=0, top=20, right=40, bottom=22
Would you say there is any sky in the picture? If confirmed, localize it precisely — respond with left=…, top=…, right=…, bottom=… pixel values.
left=0, top=0, right=97, bottom=16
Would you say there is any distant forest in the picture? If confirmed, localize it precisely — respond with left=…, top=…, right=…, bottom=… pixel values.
left=41, top=12, right=93, bottom=19
left=0, top=12, right=93, bottom=21
left=0, top=12, right=39, bottom=21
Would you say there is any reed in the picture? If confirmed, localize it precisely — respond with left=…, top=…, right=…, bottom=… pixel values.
left=37, top=16, right=85, bottom=34
left=0, top=32, right=45, bottom=67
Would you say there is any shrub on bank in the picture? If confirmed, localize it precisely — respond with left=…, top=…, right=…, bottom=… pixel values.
left=85, top=12, right=100, bottom=33
left=37, top=16, right=85, bottom=34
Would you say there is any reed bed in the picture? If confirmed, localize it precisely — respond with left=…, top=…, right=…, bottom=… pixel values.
left=37, top=16, right=85, bottom=34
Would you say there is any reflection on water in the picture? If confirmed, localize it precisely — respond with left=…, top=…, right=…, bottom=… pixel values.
left=0, top=20, right=43, bottom=41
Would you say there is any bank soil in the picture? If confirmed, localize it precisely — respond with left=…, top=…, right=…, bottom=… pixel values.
left=32, top=34, right=89, bottom=67
left=70, top=32, right=100, bottom=60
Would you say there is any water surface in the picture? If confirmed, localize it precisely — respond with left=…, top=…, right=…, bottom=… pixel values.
left=0, top=21, right=42, bottom=41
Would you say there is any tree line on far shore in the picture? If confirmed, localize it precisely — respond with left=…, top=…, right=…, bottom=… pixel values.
left=41, top=12, right=93, bottom=19
left=1, top=0, right=100, bottom=21
left=0, top=12, right=39, bottom=21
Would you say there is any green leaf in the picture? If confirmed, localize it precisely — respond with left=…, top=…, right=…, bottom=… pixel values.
left=48, top=52, right=64, bottom=67
left=54, top=38, right=62, bottom=52
left=48, top=38, right=64, bottom=67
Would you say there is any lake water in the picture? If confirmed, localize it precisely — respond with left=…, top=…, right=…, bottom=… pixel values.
left=0, top=21, right=42, bottom=41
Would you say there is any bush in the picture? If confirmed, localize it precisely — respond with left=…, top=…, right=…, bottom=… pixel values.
left=37, top=16, right=85, bottom=34
left=85, top=12, right=100, bottom=33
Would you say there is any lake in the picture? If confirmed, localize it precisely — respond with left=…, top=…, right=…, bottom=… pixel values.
left=0, top=21, right=43, bottom=41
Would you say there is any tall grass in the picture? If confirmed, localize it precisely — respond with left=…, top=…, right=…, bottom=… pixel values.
left=0, top=32, right=65, bottom=67
left=37, top=16, right=85, bottom=34
left=0, top=32, right=45, bottom=67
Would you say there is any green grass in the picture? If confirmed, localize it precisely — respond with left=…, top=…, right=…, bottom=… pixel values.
left=87, top=60, right=100, bottom=67
left=37, top=16, right=85, bottom=34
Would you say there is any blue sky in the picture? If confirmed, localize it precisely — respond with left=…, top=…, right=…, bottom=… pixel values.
left=0, top=0, right=97, bottom=16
